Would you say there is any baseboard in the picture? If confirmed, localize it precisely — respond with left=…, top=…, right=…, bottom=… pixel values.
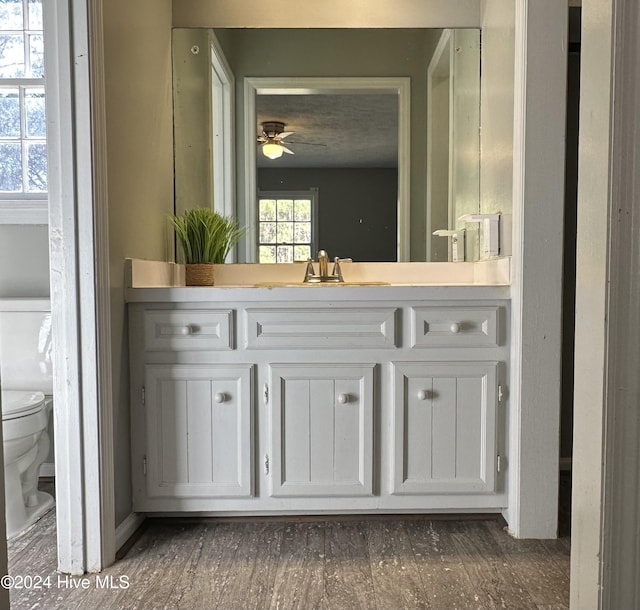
left=559, top=457, right=572, bottom=472
left=115, top=512, right=146, bottom=552
left=39, top=463, right=56, bottom=478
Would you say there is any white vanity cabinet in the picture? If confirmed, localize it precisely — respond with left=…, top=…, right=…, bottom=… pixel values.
left=268, top=363, right=375, bottom=497
left=143, top=363, right=253, bottom=500
left=391, top=361, right=499, bottom=495
left=128, top=287, right=509, bottom=515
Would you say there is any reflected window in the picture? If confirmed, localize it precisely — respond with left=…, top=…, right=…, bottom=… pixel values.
left=0, top=0, right=47, bottom=221
left=257, top=189, right=317, bottom=263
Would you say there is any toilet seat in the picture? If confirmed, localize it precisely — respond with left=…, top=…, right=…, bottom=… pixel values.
left=1, top=391, right=47, bottom=421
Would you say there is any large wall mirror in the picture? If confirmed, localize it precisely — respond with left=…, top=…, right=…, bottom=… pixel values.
left=172, top=28, right=481, bottom=262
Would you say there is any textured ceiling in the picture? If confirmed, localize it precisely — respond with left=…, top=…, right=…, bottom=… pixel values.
left=256, top=93, right=399, bottom=169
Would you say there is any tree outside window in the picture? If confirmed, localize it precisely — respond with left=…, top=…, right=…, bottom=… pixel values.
left=0, top=0, right=47, bottom=196
left=257, top=189, right=318, bottom=263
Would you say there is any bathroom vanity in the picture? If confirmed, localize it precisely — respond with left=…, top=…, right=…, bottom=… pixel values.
left=127, top=259, right=511, bottom=516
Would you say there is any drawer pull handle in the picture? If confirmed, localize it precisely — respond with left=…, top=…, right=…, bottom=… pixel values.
left=337, top=393, right=350, bottom=404
left=417, top=389, right=429, bottom=401
left=214, top=392, right=226, bottom=404
left=449, top=322, right=461, bottom=334
left=180, top=325, right=192, bottom=335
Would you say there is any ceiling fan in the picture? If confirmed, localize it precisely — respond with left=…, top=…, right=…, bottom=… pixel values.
left=257, top=121, right=296, bottom=159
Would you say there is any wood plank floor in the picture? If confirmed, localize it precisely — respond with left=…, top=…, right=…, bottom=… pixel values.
left=8, top=509, right=570, bottom=610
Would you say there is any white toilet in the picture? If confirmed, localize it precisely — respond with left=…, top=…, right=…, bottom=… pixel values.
left=0, top=298, right=55, bottom=539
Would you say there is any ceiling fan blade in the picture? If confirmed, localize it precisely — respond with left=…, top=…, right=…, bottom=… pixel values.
left=278, top=131, right=295, bottom=140
left=284, top=140, right=327, bottom=147
left=257, top=135, right=268, bottom=143
left=281, top=145, right=295, bottom=155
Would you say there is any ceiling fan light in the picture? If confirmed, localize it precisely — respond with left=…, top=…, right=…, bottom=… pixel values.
left=262, top=142, right=284, bottom=159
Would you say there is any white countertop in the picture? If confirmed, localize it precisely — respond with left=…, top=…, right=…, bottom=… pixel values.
left=125, top=258, right=511, bottom=303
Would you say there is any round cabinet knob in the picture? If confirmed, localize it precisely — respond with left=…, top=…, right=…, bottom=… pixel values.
left=180, top=325, right=192, bottom=335
left=417, top=389, right=429, bottom=401
left=449, top=322, right=461, bottom=334
left=337, top=393, right=350, bottom=404
left=214, top=392, right=226, bottom=404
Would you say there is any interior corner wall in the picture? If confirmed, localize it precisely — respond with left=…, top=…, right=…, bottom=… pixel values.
left=103, top=0, right=174, bottom=528
left=0, top=225, right=50, bottom=297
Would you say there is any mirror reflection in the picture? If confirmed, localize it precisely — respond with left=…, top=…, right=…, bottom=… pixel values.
left=172, top=28, right=481, bottom=262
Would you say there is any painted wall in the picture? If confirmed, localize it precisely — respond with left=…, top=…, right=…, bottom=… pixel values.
left=103, top=0, right=175, bottom=527
left=173, top=28, right=214, bottom=215
left=0, top=225, right=50, bottom=297
left=258, top=168, right=398, bottom=262
left=479, top=0, right=515, bottom=216
left=172, top=0, right=482, bottom=29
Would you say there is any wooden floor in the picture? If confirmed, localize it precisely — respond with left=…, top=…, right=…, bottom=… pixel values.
left=8, top=503, right=570, bottom=610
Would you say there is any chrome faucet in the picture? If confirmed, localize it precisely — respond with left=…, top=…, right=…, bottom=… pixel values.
left=303, top=250, right=351, bottom=283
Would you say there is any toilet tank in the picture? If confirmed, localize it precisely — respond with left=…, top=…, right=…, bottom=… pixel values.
left=0, top=298, right=53, bottom=393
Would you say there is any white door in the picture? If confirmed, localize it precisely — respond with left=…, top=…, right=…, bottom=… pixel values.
left=269, top=363, right=375, bottom=497
left=391, top=361, right=498, bottom=494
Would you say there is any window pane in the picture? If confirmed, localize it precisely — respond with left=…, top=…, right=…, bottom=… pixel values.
left=259, top=222, right=276, bottom=244
left=294, top=245, right=311, bottom=262
left=259, top=245, right=276, bottom=264
left=294, top=199, right=311, bottom=221
left=25, top=88, right=45, bottom=137
left=294, top=222, right=311, bottom=244
left=276, top=199, right=293, bottom=221
left=0, top=142, right=22, bottom=191
left=0, top=0, right=24, bottom=30
left=258, top=199, right=276, bottom=221
left=0, top=34, right=25, bottom=77
left=276, top=245, right=293, bottom=263
left=0, top=88, right=20, bottom=137
left=27, top=142, right=47, bottom=191
left=276, top=222, right=293, bottom=244
left=28, top=34, right=44, bottom=77
left=28, top=0, right=43, bottom=30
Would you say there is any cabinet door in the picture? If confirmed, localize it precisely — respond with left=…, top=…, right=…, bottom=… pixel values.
left=145, top=364, right=253, bottom=498
left=269, top=363, right=375, bottom=497
left=392, top=362, right=498, bottom=494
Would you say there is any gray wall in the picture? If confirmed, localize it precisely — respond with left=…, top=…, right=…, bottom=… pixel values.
left=0, top=225, right=50, bottom=297
left=103, top=0, right=175, bottom=528
left=258, top=168, right=398, bottom=262
left=214, top=28, right=441, bottom=261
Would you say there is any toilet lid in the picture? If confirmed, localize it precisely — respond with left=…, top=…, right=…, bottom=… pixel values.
left=1, top=390, right=46, bottom=420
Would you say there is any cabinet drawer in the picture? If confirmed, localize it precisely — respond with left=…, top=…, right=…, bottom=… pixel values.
left=143, top=309, right=233, bottom=351
left=411, top=306, right=499, bottom=348
left=245, top=307, right=397, bottom=349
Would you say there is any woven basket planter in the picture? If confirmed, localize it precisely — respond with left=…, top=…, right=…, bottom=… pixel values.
left=185, top=263, right=215, bottom=286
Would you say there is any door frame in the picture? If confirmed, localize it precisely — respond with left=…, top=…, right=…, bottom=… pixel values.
left=242, top=76, right=411, bottom=263
left=43, top=0, right=115, bottom=573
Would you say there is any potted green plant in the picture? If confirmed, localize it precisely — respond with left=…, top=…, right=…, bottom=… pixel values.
left=169, top=208, right=246, bottom=286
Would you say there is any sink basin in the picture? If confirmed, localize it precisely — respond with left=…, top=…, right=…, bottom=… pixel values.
left=251, top=281, right=390, bottom=287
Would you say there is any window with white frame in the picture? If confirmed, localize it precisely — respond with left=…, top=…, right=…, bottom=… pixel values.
left=257, top=189, right=318, bottom=263
left=0, top=0, right=47, bottom=222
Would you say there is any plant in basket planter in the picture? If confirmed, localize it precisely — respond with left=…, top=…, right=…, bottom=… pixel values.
left=169, top=208, right=246, bottom=286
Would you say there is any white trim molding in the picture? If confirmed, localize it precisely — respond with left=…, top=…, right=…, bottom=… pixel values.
left=0, top=200, right=48, bottom=224
left=572, top=0, right=640, bottom=607
left=507, top=0, right=567, bottom=538
left=115, top=513, right=145, bottom=553
left=44, top=0, right=115, bottom=574
left=209, top=31, right=236, bottom=223
left=243, top=76, right=411, bottom=262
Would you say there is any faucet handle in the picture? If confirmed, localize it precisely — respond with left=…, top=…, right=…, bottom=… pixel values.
left=332, top=257, right=345, bottom=282
left=303, top=258, right=316, bottom=282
